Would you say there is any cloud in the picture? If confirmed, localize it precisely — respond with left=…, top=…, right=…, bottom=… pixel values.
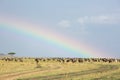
left=78, top=16, right=88, bottom=26
left=58, top=20, right=70, bottom=27
left=78, top=15, right=120, bottom=25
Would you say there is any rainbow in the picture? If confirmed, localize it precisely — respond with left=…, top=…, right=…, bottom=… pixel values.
left=0, top=16, right=107, bottom=58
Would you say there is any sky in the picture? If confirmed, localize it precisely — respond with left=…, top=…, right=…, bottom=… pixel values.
left=0, top=0, right=120, bottom=58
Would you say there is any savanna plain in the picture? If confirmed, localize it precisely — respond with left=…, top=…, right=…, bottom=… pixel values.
left=0, top=58, right=120, bottom=80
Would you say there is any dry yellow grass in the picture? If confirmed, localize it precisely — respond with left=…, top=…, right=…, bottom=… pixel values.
left=0, top=59, right=120, bottom=80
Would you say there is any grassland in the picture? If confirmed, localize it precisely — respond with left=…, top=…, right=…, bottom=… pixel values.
left=0, top=58, right=120, bottom=80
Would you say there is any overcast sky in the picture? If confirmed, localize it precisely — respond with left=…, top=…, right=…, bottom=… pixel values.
left=0, top=0, right=120, bottom=58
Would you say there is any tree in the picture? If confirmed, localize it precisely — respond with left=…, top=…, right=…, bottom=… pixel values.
left=8, top=52, right=16, bottom=56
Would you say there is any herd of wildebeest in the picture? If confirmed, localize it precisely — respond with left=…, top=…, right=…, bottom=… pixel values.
left=0, top=57, right=120, bottom=64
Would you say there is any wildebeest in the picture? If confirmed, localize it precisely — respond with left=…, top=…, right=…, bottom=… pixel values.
left=35, top=58, right=39, bottom=64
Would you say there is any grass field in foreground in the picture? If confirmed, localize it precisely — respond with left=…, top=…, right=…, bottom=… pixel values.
left=0, top=58, right=120, bottom=80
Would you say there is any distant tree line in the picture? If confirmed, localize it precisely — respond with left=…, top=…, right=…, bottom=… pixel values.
left=0, top=52, right=16, bottom=56
left=8, top=52, right=16, bottom=56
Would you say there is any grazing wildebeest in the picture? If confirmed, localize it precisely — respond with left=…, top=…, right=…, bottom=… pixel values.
left=18, top=58, right=23, bottom=62
left=35, top=58, right=39, bottom=65
left=78, top=58, right=83, bottom=63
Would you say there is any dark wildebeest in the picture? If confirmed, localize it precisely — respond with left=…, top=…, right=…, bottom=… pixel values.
left=35, top=58, right=39, bottom=65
